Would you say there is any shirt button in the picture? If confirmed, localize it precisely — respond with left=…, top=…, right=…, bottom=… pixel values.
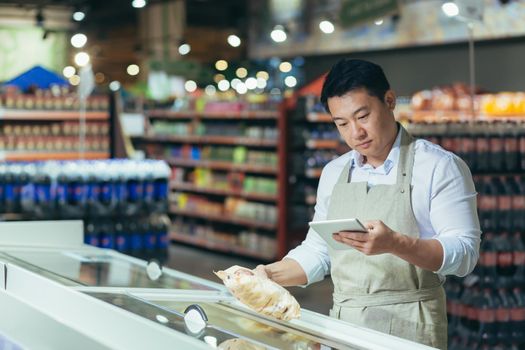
left=400, top=189, right=405, bottom=193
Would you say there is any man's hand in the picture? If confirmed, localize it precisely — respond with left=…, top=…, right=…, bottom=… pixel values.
left=332, top=220, right=445, bottom=272
left=254, top=264, right=271, bottom=279
left=332, top=220, right=397, bottom=255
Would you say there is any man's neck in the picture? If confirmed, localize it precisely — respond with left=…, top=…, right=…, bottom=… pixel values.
left=362, top=125, right=399, bottom=168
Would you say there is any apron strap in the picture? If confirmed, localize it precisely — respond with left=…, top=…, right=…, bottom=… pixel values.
left=396, top=125, right=416, bottom=187
left=333, top=284, right=444, bottom=308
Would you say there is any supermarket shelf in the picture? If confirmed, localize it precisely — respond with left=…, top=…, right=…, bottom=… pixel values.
left=135, top=134, right=277, bottom=147
left=0, top=213, right=26, bottom=221
left=169, top=206, right=277, bottom=230
left=306, top=139, right=339, bottom=149
left=147, top=109, right=279, bottom=120
left=0, top=151, right=110, bottom=161
left=305, top=168, right=322, bottom=178
left=306, top=112, right=332, bottom=123
left=170, top=182, right=277, bottom=202
left=165, top=158, right=278, bottom=175
left=0, top=109, right=109, bottom=121
left=407, top=110, right=525, bottom=123
left=170, top=231, right=274, bottom=260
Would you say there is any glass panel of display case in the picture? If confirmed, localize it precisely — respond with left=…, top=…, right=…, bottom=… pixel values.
left=3, top=251, right=217, bottom=290
left=85, top=291, right=358, bottom=350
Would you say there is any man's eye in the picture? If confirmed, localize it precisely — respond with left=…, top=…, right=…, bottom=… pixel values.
left=337, top=123, right=347, bottom=127
left=358, top=114, right=369, bottom=120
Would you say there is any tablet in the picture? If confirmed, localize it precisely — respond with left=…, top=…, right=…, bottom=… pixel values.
left=308, top=218, right=367, bottom=250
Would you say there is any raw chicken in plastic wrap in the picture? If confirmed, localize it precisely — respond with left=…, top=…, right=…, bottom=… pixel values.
left=214, top=265, right=301, bottom=321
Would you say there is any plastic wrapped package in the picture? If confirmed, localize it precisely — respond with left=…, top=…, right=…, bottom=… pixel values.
left=214, top=265, right=300, bottom=321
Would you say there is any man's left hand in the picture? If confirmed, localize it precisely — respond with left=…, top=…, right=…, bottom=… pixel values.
left=332, top=220, right=397, bottom=255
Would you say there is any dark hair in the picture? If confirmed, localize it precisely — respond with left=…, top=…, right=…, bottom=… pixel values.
left=320, top=59, right=390, bottom=113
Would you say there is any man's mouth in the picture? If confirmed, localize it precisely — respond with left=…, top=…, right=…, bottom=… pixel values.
left=357, top=140, right=372, bottom=149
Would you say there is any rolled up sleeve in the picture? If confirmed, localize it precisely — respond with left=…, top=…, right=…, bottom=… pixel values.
left=430, top=155, right=481, bottom=277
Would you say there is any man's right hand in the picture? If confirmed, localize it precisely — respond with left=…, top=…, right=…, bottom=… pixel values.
left=254, top=264, right=271, bottom=279
left=253, top=259, right=308, bottom=287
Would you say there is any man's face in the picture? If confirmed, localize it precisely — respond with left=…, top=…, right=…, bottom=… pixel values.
left=327, top=88, right=397, bottom=166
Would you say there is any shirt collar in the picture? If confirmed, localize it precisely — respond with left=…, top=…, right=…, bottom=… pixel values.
left=350, top=127, right=402, bottom=175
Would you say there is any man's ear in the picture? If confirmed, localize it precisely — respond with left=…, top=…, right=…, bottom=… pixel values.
left=384, top=90, right=396, bottom=110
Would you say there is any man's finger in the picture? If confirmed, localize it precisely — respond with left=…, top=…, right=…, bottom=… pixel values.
left=339, top=231, right=368, bottom=242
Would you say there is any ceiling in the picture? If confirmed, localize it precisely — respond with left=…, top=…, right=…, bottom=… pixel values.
left=0, top=0, right=247, bottom=29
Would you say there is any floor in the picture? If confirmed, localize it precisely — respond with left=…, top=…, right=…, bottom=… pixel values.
left=164, top=243, right=334, bottom=315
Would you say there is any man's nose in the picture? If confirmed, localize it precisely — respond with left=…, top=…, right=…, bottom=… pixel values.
left=350, top=123, right=365, bottom=139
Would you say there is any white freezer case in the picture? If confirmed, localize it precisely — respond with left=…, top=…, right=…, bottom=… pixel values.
left=0, top=221, right=437, bottom=350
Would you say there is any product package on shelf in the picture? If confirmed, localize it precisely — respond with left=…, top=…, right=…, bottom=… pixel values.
left=129, top=93, right=286, bottom=260
left=0, top=87, right=111, bottom=161
left=0, top=159, right=171, bottom=260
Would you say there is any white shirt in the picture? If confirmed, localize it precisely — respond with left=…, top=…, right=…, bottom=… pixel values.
left=286, top=128, right=482, bottom=286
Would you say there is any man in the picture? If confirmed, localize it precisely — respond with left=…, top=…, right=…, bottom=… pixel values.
left=255, top=59, right=481, bottom=349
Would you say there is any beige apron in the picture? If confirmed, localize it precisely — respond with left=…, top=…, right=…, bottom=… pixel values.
left=327, top=127, right=447, bottom=349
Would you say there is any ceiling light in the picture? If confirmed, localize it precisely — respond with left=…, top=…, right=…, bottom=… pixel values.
left=62, top=66, right=76, bottom=78
left=71, top=33, right=87, bottom=48
left=256, top=71, right=269, bottom=80
left=319, top=20, right=335, bottom=34
left=109, top=81, right=121, bottom=91
left=442, top=2, right=459, bottom=17
left=235, top=82, right=247, bottom=94
left=132, top=0, right=147, bottom=9
left=185, top=80, right=197, bottom=93
left=271, top=25, right=287, bottom=43
left=245, top=77, right=257, bottom=90
left=256, top=78, right=267, bottom=89
left=73, top=11, right=85, bottom=22
left=227, top=34, right=241, bottom=47
left=74, top=52, right=90, bottom=67
left=69, top=75, right=80, bottom=86
left=279, top=62, right=292, bottom=73
left=205, top=85, right=216, bottom=96
left=127, top=64, right=140, bottom=76
left=236, top=67, right=247, bottom=78
left=284, top=76, right=297, bottom=88
left=218, top=80, right=230, bottom=91
left=178, top=43, right=191, bottom=55
left=215, top=60, right=228, bottom=71
left=95, top=72, right=105, bottom=83
left=213, top=74, right=225, bottom=83
left=230, top=78, right=241, bottom=89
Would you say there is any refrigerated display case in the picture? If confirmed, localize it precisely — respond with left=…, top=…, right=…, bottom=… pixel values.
left=0, top=221, right=436, bottom=350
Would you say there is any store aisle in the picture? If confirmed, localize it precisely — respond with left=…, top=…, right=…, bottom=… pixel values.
left=165, top=244, right=334, bottom=315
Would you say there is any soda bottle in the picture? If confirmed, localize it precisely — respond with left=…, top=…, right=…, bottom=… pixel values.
left=114, top=221, right=128, bottom=252
left=142, top=220, right=157, bottom=253
left=476, top=123, right=490, bottom=173
left=479, top=288, right=498, bottom=346
left=519, top=130, right=525, bottom=171
left=84, top=222, right=99, bottom=247
left=496, top=176, right=512, bottom=233
left=510, top=288, right=525, bottom=344
left=513, top=232, right=525, bottom=288
left=489, top=124, right=504, bottom=171
left=495, top=232, right=514, bottom=288
left=503, top=122, right=519, bottom=172
left=496, top=288, right=511, bottom=343
left=512, top=175, right=525, bottom=232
